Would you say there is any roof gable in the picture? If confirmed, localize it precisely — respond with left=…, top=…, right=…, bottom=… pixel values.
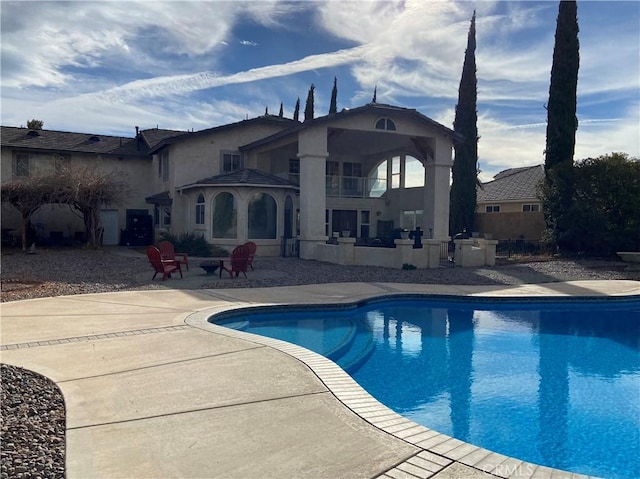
left=240, top=102, right=459, bottom=152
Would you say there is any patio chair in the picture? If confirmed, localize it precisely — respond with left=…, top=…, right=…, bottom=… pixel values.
left=158, top=240, right=189, bottom=271
left=223, top=244, right=250, bottom=278
left=244, top=241, right=257, bottom=270
left=146, top=245, right=183, bottom=281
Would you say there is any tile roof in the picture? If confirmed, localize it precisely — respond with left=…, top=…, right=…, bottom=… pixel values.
left=139, top=128, right=189, bottom=150
left=0, top=126, right=149, bottom=157
left=180, top=169, right=298, bottom=190
left=477, top=165, right=544, bottom=202
left=145, top=191, right=172, bottom=205
left=147, top=115, right=297, bottom=154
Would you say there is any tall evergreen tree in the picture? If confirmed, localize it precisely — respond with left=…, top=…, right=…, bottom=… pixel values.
left=329, top=77, right=338, bottom=114
left=264, top=106, right=269, bottom=116
left=304, top=84, right=315, bottom=122
left=278, top=102, right=284, bottom=117
left=449, top=11, right=478, bottom=236
left=372, top=85, right=377, bottom=103
left=543, top=0, right=579, bottom=250
left=293, top=98, right=300, bottom=122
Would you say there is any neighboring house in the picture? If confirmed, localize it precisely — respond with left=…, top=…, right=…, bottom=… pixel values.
left=475, top=165, right=546, bottom=242
left=1, top=102, right=458, bottom=261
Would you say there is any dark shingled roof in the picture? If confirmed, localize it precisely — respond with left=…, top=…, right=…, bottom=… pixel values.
left=180, top=169, right=298, bottom=191
left=139, top=128, right=189, bottom=150
left=477, top=165, right=544, bottom=202
left=145, top=191, right=172, bottom=205
left=148, top=115, right=298, bottom=154
left=0, top=126, right=149, bottom=157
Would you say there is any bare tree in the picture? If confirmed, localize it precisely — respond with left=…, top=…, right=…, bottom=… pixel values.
left=1, top=175, right=64, bottom=250
left=57, top=164, right=131, bottom=248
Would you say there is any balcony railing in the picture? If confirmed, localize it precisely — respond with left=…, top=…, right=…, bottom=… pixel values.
left=326, top=176, right=386, bottom=198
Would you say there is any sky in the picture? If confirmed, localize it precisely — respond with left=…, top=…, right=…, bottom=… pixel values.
left=1, top=0, right=638, bottom=181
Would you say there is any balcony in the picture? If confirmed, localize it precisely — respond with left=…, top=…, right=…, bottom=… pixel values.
left=326, top=176, right=386, bottom=198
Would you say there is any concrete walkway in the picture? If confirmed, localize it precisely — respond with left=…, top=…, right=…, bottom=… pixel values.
left=1, top=280, right=638, bottom=478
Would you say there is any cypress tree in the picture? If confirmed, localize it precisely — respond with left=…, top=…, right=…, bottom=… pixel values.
left=372, top=86, right=377, bottom=103
left=329, top=77, right=338, bottom=114
left=449, top=11, right=478, bottom=236
left=543, top=0, right=579, bottom=250
left=304, top=84, right=315, bottom=122
left=278, top=102, right=284, bottom=117
left=264, top=106, right=269, bottom=116
left=293, top=98, right=300, bottom=122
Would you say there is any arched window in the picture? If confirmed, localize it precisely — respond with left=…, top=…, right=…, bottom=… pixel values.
left=212, top=192, right=237, bottom=238
left=404, top=155, right=425, bottom=188
left=248, top=193, right=277, bottom=239
left=367, top=154, right=425, bottom=197
left=375, top=117, right=396, bottom=131
left=195, top=193, right=205, bottom=225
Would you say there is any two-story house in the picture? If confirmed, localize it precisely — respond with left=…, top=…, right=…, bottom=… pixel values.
left=2, top=102, right=458, bottom=263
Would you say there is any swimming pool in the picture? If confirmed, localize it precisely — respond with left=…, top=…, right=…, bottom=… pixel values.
left=212, top=296, right=640, bottom=479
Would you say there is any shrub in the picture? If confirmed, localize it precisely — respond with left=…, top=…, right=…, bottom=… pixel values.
left=402, top=263, right=417, bottom=270
left=158, top=232, right=228, bottom=257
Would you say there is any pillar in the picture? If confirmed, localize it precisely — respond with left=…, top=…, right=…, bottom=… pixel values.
left=424, top=136, right=453, bottom=240
left=297, top=127, right=328, bottom=259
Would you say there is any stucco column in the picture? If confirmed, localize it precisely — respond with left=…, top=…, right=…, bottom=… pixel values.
left=298, top=127, right=328, bottom=259
left=424, top=137, right=453, bottom=240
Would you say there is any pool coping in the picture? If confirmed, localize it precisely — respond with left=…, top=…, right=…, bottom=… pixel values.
left=185, top=292, right=638, bottom=479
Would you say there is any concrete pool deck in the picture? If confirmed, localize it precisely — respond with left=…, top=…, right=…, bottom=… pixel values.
left=1, top=280, right=638, bottom=478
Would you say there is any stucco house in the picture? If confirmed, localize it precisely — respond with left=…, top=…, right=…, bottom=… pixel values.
left=475, top=165, right=546, bottom=242
left=3, top=102, right=494, bottom=267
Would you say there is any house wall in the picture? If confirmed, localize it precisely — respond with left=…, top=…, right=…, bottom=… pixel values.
left=475, top=211, right=546, bottom=241
left=1, top=146, right=152, bottom=244
left=154, top=123, right=291, bottom=236
left=179, top=185, right=297, bottom=256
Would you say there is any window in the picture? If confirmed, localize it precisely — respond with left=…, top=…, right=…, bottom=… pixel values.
left=404, top=156, right=424, bottom=188
left=326, top=160, right=339, bottom=176
left=360, top=210, right=370, bottom=238
left=391, top=156, right=401, bottom=189
left=212, top=192, right=237, bottom=238
left=55, top=154, right=71, bottom=172
left=222, top=152, right=242, bottom=173
left=401, top=210, right=423, bottom=230
left=288, top=159, right=300, bottom=185
left=195, top=194, right=205, bottom=225
left=159, top=151, right=169, bottom=181
left=485, top=205, right=501, bottom=213
left=375, top=118, right=396, bottom=131
left=342, top=162, right=362, bottom=196
left=248, top=193, right=277, bottom=239
left=15, top=153, right=30, bottom=177
left=522, top=204, right=540, bottom=212
left=326, top=161, right=340, bottom=196
left=368, top=161, right=387, bottom=197
left=153, top=205, right=172, bottom=227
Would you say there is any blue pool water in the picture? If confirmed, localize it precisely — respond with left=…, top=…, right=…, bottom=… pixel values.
left=213, top=297, right=640, bottom=479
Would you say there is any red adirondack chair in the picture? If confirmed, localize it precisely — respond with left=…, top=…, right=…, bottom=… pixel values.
left=244, top=241, right=257, bottom=270
left=158, top=240, right=189, bottom=271
left=146, top=245, right=183, bottom=281
left=223, top=244, right=250, bottom=278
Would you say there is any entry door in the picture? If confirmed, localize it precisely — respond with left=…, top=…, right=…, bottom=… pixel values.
left=100, top=209, right=119, bottom=245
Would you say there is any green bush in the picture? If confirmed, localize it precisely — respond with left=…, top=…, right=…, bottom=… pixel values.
left=402, top=263, right=417, bottom=270
left=158, top=232, right=228, bottom=257
left=540, top=152, right=640, bottom=256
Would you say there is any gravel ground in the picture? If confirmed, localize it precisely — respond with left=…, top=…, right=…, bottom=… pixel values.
left=1, top=246, right=638, bottom=302
left=1, top=246, right=638, bottom=478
